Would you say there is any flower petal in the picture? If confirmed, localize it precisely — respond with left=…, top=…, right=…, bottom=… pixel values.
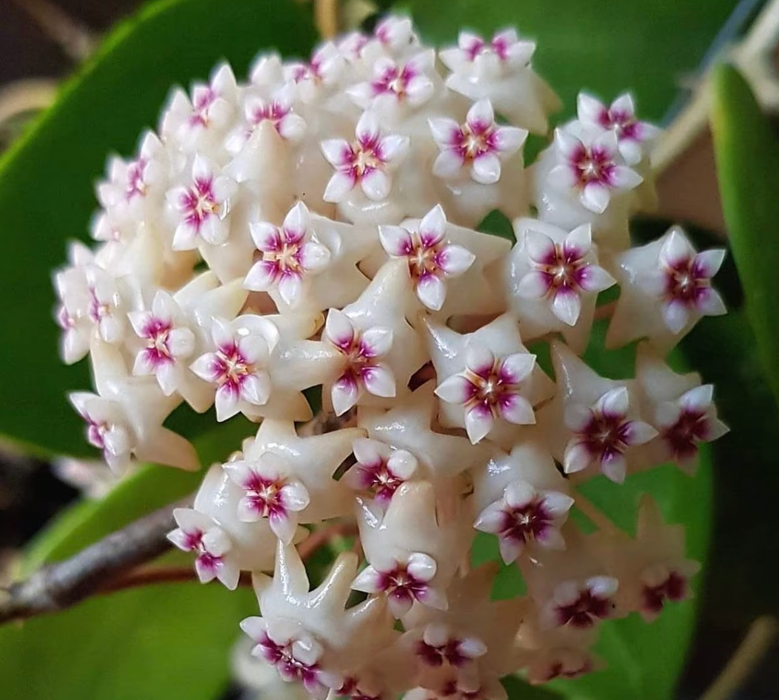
left=500, top=352, right=536, bottom=383
left=324, top=171, right=357, bottom=203
left=471, top=152, right=501, bottom=185
left=552, top=287, right=582, bottom=326
left=379, top=225, right=414, bottom=257
left=361, top=168, right=392, bottom=201
left=464, top=406, right=494, bottom=444
left=516, top=270, right=552, bottom=299
left=363, top=364, right=397, bottom=398
left=435, top=374, right=474, bottom=405
left=325, top=309, right=355, bottom=349
left=499, top=393, right=535, bottom=425
left=416, top=272, right=447, bottom=311
left=581, top=181, right=611, bottom=214
left=407, top=552, right=437, bottom=582
left=360, top=326, right=394, bottom=357
left=563, top=440, right=592, bottom=474
left=437, top=244, right=475, bottom=277
left=332, top=375, right=360, bottom=415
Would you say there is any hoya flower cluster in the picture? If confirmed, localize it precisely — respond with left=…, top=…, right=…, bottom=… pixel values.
left=55, top=15, right=729, bottom=699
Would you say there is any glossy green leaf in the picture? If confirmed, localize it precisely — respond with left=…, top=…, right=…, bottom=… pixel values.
left=0, top=0, right=317, bottom=459
left=393, top=0, right=735, bottom=121
left=0, top=417, right=259, bottom=700
left=474, top=323, right=712, bottom=700
left=710, top=63, right=779, bottom=408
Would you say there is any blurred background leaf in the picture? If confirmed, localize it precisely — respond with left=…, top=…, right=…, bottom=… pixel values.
left=0, top=0, right=317, bottom=459
left=391, top=0, right=738, bottom=121
left=711, top=63, right=779, bottom=408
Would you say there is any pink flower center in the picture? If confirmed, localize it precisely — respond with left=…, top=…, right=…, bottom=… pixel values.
left=555, top=589, right=613, bottom=628
left=257, top=634, right=323, bottom=689
left=599, top=108, right=639, bottom=141
left=338, top=678, right=383, bottom=700
left=575, top=407, right=633, bottom=464
left=416, top=639, right=470, bottom=668
left=452, top=121, right=497, bottom=162
left=57, top=305, right=75, bottom=330
left=243, top=472, right=288, bottom=519
left=181, top=177, right=220, bottom=230
left=569, top=144, right=616, bottom=187
left=250, top=101, right=291, bottom=135
left=544, top=659, right=591, bottom=682
left=331, top=331, right=383, bottom=388
left=662, top=256, right=712, bottom=308
left=180, top=528, right=224, bottom=572
left=663, top=408, right=708, bottom=459
left=372, top=64, right=416, bottom=99
left=87, top=288, right=111, bottom=324
left=461, top=359, right=520, bottom=417
left=642, top=571, right=687, bottom=614
left=355, top=460, right=404, bottom=504
left=440, top=681, right=482, bottom=700
left=465, top=36, right=511, bottom=62
left=211, top=342, right=253, bottom=394
left=531, top=243, right=589, bottom=293
left=262, top=238, right=304, bottom=276
left=141, top=317, right=173, bottom=367
left=125, top=158, right=147, bottom=200
left=190, top=87, right=217, bottom=127
left=497, top=498, right=554, bottom=545
left=85, top=417, right=108, bottom=450
left=376, top=564, right=428, bottom=605
left=343, top=138, right=385, bottom=181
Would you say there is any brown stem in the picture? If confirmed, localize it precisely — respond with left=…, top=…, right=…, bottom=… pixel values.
left=0, top=516, right=355, bottom=626
left=0, top=495, right=193, bottom=625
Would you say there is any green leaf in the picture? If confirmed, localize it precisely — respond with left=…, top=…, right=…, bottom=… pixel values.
left=0, top=0, right=317, bottom=459
left=394, top=0, right=735, bottom=121
left=0, top=417, right=259, bottom=700
left=475, top=323, right=713, bottom=699
left=710, top=63, right=779, bottom=409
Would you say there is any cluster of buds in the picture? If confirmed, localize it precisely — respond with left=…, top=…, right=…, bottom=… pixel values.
left=54, top=15, right=728, bottom=699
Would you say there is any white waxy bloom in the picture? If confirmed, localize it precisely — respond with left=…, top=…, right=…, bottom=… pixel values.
left=606, top=226, right=727, bottom=352
left=439, top=28, right=559, bottom=134
left=354, top=482, right=473, bottom=618
left=321, top=110, right=410, bottom=205
left=576, top=92, right=661, bottom=166
left=424, top=315, right=554, bottom=447
left=537, top=341, right=656, bottom=484
left=546, top=127, right=642, bottom=215
left=244, top=544, right=397, bottom=699
left=167, top=155, right=237, bottom=250
left=69, top=341, right=197, bottom=472
left=245, top=202, right=332, bottom=308
left=190, top=315, right=278, bottom=421
left=160, top=63, right=238, bottom=152
left=379, top=205, right=475, bottom=311
left=506, top=219, right=615, bottom=353
left=128, top=290, right=196, bottom=395
left=168, top=508, right=241, bottom=589
left=358, top=381, right=483, bottom=483
left=429, top=100, right=527, bottom=186
left=634, top=343, right=729, bottom=474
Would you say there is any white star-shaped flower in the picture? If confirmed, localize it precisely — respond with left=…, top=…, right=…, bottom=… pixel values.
left=231, top=418, right=365, bottom=534
left=423, top=314, right=554, bottom=446
left=605, top=226, right=727, bottom=352
left=70, top=339, right=198, bottom=472
left=634, top=343, right=729, bottom=474
left=472, top=439, right=573, bottom=563
left=504, top=219, right=615, bottom=353
left=536, top=341, right=656, bottom=483
left=439, top=28, right=560, bottom=134
left=245, top=202, right=376, bottom=313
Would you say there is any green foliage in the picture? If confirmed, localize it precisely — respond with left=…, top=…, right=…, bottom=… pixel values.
left=0, top=0, right=317, bottom=458
left=393, top=0, right=735, bottom=121
left=711, top=63, right=779, bottom=409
